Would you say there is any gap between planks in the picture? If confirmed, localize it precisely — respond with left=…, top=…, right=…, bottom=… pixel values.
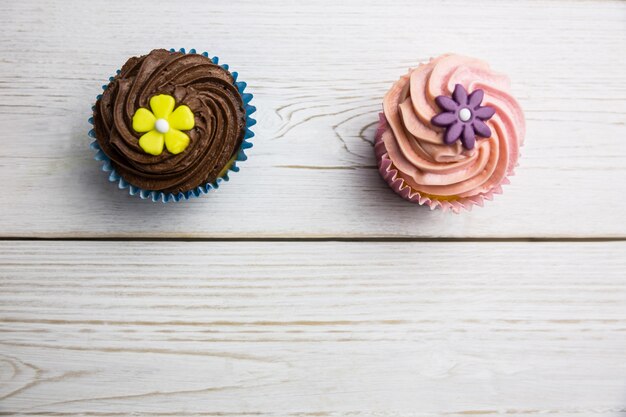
left=0, top=237, right=624, bottom=243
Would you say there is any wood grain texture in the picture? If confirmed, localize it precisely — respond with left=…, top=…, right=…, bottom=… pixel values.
left=1, top=241, right=625, bottom=416
left=0, top=0, right=625, bottom=238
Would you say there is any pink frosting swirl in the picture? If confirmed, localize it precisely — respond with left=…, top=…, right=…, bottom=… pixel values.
left=379, top=54, right=525, bottom=207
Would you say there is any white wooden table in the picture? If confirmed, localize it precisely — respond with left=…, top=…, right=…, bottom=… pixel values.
left=1, top=1, right=625, bottom=416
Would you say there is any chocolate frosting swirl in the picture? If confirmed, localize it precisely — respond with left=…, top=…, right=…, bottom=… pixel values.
left=93, top=49, right=246, bottom=193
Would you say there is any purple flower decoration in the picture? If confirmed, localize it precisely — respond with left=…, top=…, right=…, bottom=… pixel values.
left=431, top=84, right=496, bottom=150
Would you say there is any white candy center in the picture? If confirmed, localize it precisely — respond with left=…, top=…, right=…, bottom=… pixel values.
left=458, top=108, right=472, bottom=122
left=155, top=118, right=170, bottom=133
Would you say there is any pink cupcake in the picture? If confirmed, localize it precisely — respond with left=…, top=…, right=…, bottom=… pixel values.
left=375, top=54, right=525, bottom=212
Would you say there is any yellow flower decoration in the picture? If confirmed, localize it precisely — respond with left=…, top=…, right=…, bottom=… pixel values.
left=132, top=94, right=195, bottom=156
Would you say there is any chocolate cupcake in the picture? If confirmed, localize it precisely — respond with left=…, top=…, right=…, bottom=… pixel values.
left=375, top=54, right=525, bottom=212
left=89, top=48, right=255, bottom=202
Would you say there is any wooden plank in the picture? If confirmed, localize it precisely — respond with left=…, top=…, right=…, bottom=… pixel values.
left=0, top=240, right=625, bottom=416
left=0, top=0, right=625, bottom=238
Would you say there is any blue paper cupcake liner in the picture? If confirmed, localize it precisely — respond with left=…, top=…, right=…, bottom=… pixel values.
left=89, top=48, right=256, bottom=202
